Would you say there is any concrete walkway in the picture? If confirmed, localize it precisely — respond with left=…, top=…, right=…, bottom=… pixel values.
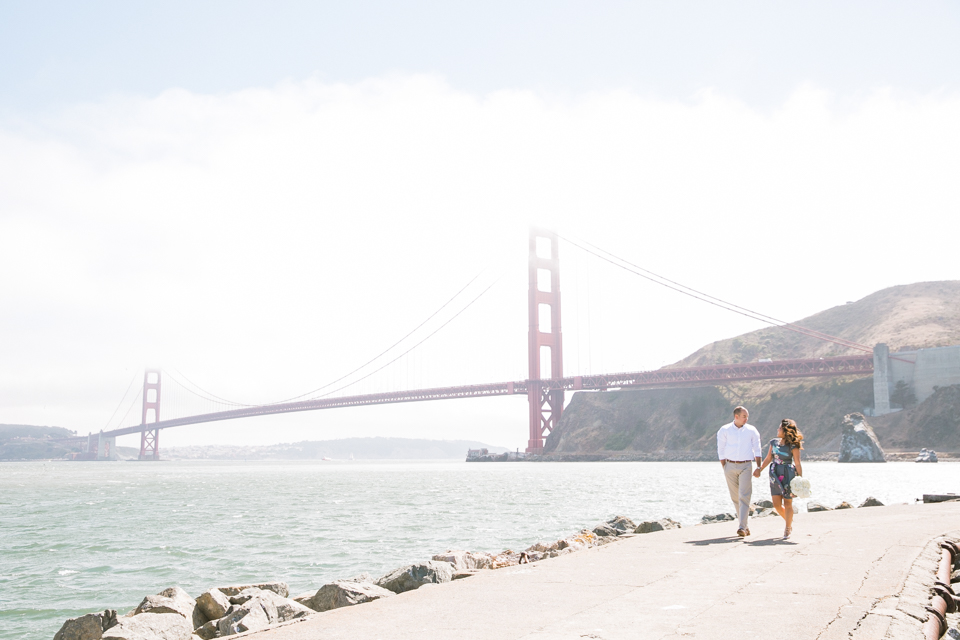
left=251, top=502, right=960, bottom=640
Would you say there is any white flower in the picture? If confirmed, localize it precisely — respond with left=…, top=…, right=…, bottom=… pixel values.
left=790, top=475, right=812, bottom=499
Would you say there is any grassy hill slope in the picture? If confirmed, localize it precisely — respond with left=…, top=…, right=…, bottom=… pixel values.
left=546, top=281, right=960, bottom=456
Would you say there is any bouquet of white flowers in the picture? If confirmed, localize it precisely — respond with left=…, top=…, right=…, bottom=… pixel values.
left=790, top=475, right=812, bottom=499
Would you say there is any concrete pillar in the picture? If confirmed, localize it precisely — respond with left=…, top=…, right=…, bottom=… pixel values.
left=873, top=343, right=891, bottom=414
left=96, top=432, right=117, bottom=460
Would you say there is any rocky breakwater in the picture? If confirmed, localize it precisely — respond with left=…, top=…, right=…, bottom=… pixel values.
left=838, top=412, right=886, bottom=462
left=49, top=514, right=686, bottom=640
left=50, top=501, right=896, bottom=639
left=52, top=582, right=314, bottom=640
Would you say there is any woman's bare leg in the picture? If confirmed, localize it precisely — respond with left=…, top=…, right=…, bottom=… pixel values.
left=773, top=495, right=786, bottom=519
left=784, top=499, right=794, bottom=531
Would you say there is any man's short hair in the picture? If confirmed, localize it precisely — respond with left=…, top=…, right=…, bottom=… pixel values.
left=733, top=406, right=748, bottom=417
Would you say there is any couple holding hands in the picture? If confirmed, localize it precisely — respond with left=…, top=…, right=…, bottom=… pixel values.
left=717, top=406, right=804, bottom=539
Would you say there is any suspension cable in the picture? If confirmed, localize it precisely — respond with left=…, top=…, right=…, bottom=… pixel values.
left=103, top=370, right=140, bottom=429
left=316, top=274, right=503, bottom=399
left=559, top=234, right=874, bottom=354
left=114, top=387, right=143, bottom=430
left=162, top=267, right=493, bottom=408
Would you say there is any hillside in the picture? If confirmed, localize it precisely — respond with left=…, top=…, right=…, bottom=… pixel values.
left=164, top=437, right=509, bottom=460
left=545, top=281, right=960, bottom=457
left=0, top=424, right=81, bottom=460
left=673, top=280, right=960, bottom=366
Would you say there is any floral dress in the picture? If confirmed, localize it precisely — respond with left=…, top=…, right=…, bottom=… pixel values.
left=768, top=438, right=797, bottom=498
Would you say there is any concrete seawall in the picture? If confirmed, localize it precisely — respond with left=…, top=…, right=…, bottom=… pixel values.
left=249, top=502, right=960, bottom=639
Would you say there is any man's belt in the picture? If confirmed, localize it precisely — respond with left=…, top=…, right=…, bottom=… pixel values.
left=725, top=459, right=752, bottom=463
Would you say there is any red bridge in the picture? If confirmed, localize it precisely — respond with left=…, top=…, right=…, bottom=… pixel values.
left=71, top=230, right=880, bottom=460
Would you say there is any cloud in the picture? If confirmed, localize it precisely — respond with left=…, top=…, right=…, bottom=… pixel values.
left=1, top=76, right=959, bottom=449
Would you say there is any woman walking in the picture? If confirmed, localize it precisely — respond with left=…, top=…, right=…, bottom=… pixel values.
left=754, top=419, right=804, bottom=539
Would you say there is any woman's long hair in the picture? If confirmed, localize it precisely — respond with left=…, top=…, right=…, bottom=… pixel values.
left=780, top=418, right=804, bottom=449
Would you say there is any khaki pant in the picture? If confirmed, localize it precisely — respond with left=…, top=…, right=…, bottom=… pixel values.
left=723, top=461, right=753, bottom=530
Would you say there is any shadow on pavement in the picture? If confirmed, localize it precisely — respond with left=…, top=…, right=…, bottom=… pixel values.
left=747, top=538, right=798, bottom=546
left=683, top=537, right=742, bottom=546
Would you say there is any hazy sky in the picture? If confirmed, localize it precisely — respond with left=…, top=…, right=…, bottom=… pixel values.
left=2, top=2, right=959, bottom=451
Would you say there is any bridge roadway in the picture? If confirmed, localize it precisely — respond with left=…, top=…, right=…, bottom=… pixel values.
left=94, top=354, right=873, bottom=439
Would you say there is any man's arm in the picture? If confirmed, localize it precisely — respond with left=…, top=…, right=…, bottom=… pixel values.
left=717, top=426, right=726, bottom=467
left=751, top=427, right=762, bottom=467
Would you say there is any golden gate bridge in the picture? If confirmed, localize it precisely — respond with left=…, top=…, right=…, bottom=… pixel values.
left=65, top=229, right=882, bottom=460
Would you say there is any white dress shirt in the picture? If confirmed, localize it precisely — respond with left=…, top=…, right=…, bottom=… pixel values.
left=717, top=421, right=762, bottom=462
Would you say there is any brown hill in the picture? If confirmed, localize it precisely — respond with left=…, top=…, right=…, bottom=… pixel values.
left=672, top=280, right=960, bottom=366
left=545, top=281, right=960, bottom=457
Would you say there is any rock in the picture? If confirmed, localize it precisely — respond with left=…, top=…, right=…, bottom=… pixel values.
left=53, top=610, right=118, bottom=640
left=634, top=518, right=682, bottom=534
left=431, top=550, right=493, bottom=571
left=228, top=589, right=278, bottom=622
left=753, top=508, right=777, bottom=518
left=133, top=586, right=204, bottom=630
left=195, top=588, right=231, bottom=622
left=756, top=499, right=774, bottom=509
left=525, top=540, right=560, bottom=553
left=303, top=581, right=396, bottom=612
left=217, top=601, right=272, bottom=636
left=215, top=582, right=289, bottom=598
left=836, top=501, right=854, bottom=509
left=102, top=612, right=193, bottom=640
left=860, top=496, right=884, bottom=507
left=376, top=560, right=454, bottom=594
left=592, top=523, right=620, bottom=537
left=807, top=502, right=833, bottom=512
left=605, top=515, right=636, bottom=533
left=193, top=619, right=219, bottom=640
left=916, top=448, right=939, bottom=463
left=838, top=413, right=886, bottom=463
left=252, top=589, right=314, bottom=622
left=452, top=571, right=478, bottom=580
left=700, top=513, right=736, bottom=525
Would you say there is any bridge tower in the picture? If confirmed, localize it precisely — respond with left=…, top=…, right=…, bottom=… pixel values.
left=139, top=369, right=161, bottom=461
left=527, top=228, right=563, bottom=454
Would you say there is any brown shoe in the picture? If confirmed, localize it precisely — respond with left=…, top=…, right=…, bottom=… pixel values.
left=737, top=528, right=746, bottom=537
left=744, top=528, right=751, bottom=536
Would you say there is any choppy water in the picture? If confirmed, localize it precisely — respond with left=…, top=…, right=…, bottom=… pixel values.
left=2, top=459, right=957, bottom=640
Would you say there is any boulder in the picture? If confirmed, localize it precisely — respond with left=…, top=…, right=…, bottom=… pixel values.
left=376, top=561, right=454, bottom=594
left=218, top=600, right=272, bottom=636
left=592, top=523, right=620, bottom=537
left=216, top=582, right=289, bottom=598
left=838, top=413, right=886, bottom=463
left=860, top=496, right=884, bottom=507
left=250, top=589, right=314, bottom=622
left=102, top=612, right=193, bottom=640
left=605, top=515, right=636, bottom=533
left=753, top=508, right=777, bottom=518
left=700, top=513, right=736, bottom=525
left=807, top=502, right=833, bottom=512
left=431, top=550, right=494, bottom=571
left=53, top=610, right=118, bottom=640
left=133, top=587, right=204, bottom=630
left=195, top=588, right=231, bottom=621
left=452, top=571, right=478, bottom=580
left=303, top=581, right=395, bottom=612
left=836, top=501, right=854, bottom=509
left=193, top=619, right=219, bottom=640
left=756, top=500, right=774, bottom=509
left=634, top=518, right=681, bottom=534
left=525, top=540, right=560, bottom=553
left=916, top=448, right=939, bottom=463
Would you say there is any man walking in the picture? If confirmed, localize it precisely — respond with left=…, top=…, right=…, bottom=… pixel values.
left=717, top=406, right=761, bottom=537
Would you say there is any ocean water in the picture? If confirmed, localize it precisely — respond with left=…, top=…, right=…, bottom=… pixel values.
left=1, top=459, right=957, bottom=640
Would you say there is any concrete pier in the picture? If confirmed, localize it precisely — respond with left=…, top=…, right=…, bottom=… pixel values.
left=250, top=502, right=960, bottom=640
